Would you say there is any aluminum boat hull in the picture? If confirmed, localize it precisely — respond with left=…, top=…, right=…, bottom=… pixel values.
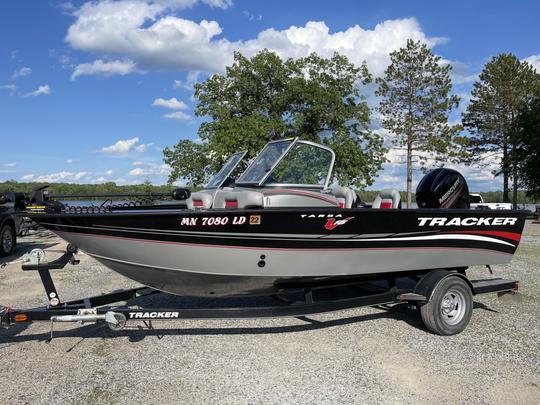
left=29, top=208, right=527, bottom=297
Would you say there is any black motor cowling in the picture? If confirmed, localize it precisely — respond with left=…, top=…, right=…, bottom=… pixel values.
left=416, top=168, right=470, bottom=209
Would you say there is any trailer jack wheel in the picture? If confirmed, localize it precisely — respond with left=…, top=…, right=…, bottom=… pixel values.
left=420, top=276, right=473, bottom=335
left=105, top=312, right=127, bottom=331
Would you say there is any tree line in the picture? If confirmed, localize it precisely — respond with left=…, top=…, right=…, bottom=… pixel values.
left=2, top=180, right=535, bottom=204
left=0, top=180, right=172, bottom=198
left=163, top=42, right=540, bottom=207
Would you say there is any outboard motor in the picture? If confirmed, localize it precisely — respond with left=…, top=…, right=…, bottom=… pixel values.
left=416, top=168, right=470, bottom=209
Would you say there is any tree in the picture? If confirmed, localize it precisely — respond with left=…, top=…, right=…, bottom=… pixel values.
left=462, top=54, right=540, bottom=208
left=375, top=39, right=462, bottom=208
left=163, top=50, right=387, bottom=188
left=517, top=96, right=540, bottom=200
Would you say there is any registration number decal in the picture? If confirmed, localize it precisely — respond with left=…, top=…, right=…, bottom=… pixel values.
left=180, top=216, right=247, bottom=227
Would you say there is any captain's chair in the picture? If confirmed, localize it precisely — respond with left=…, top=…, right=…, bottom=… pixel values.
left=331, top=185, right=357, bottom=208
left=372, top=189, right=401, bottom=209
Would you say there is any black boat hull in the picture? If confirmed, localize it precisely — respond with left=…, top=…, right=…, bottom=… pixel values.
left=28, top=207, right=527, bottom=297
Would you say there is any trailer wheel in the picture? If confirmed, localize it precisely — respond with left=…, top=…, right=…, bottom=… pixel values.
left=420, top=276, right=473, bottom=335
left=0, top=224, right=15, bottom=257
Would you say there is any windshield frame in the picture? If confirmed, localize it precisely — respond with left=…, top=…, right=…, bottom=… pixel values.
left=204, top=150, right=247, bottom=189
left=236, top=139, right=296, bottom=186
left=236, top=138, right=335, bottom=189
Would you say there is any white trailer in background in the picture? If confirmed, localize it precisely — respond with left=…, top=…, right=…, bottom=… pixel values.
left=469, top=193, right=512, bottom=210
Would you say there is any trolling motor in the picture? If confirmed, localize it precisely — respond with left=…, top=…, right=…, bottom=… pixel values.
left=22, top=185, right=192, bottom=214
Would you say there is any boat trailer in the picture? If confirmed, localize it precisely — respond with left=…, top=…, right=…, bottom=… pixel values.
left=0, top=246, right=520, bottom=339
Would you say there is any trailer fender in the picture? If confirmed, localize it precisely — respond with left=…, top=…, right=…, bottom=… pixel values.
left=414, top=269, right=475, bottom=303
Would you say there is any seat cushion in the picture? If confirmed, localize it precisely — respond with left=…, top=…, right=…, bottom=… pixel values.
left=372, top=189, right=401, bottom=208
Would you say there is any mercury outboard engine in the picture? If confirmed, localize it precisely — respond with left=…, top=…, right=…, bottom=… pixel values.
left=416, top=168, right=470, bottom=209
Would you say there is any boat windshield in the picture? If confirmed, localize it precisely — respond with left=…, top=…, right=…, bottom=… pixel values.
left=205, top=151, right=247, bottom=189
left=264, top=142, right=334, bottom=187
left=237, top=139, right=334, bottom=188
left=236, top=140, right=292, bottom=184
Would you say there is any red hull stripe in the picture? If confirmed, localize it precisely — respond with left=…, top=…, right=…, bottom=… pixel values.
left=55, top=230, right=512, bottom=255
left=444, top=230, right=522, bottom=242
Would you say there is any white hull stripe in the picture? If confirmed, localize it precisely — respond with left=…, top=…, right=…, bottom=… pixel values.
left=355, top=234, right=515, bottom=247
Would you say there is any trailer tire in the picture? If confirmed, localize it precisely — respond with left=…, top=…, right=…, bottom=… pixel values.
left=420, top=276, right=473, bottom=335
left=0, top=224, right=16, bottom=257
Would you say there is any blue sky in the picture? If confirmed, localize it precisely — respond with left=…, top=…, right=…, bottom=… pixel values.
left=1, top=0, right=539, bottom=190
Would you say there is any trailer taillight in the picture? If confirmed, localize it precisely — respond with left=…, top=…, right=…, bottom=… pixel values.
left=14, top=313, right=28, bottom=322
left=512, top=281, right=520, bottom=292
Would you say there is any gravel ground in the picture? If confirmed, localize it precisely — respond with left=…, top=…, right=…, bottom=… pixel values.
left=0, top=222, right=539, bottom=404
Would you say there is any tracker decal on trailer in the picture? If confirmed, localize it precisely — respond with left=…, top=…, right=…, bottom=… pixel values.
left=129, top=311, right=180, bottom=319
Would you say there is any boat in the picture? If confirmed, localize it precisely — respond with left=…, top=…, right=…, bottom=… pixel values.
left=25, top=138, right=527, bottom=298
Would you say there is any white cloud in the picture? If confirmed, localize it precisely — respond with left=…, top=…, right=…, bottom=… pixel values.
left=71, top=59, right=136, bottom=80
left=524, top=54, right=540, bottom=72
left=91, top=176, right=107, bottom=183
left=163, top=111, right=191, bottom=120
left=2, top=162, right=16, bottom=167
left=128, top=167, right=147, bottom=176
left=99, top=137, right=153, bottom=154
left=24, top=85, right=51, bottom=97
left=100, top=137, right=140, bottom=154
left=0, top=84, right=16, bottom=92
left=65, top=1, right=442, bottom=77
left=73, top=171, right=89, bottom=180
left=135, top=142, right=153, bottom=152
left=57, top=1, right=77, bottom=15
left=441, top=59, right=478, bottom=85
left=241, top=20, right=445, bottom=77
left=11, top=67, right=32, bottom=80
left=173, top=70, right=203, bottom=90
left=20, top=170, right=99, bottom=183
left=242, top=10, right=262, bottom=22
left=105, top=169, right=114, bottom=176
left=128, top=162, right=171, bottom=176
left=66, top=159, right=74, bottom=163
left=152, top=97, right=188, bottom=109
left=200, top=0, right=232, bottom=8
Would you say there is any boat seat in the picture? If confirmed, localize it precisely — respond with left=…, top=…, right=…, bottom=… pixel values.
left=331, top=185, right=357, bottom=208
left=221, top=190, right=264, bottom=209
left=372, top=189, right=401, bottom=209
left=187, top=192, right=213, bottom=209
